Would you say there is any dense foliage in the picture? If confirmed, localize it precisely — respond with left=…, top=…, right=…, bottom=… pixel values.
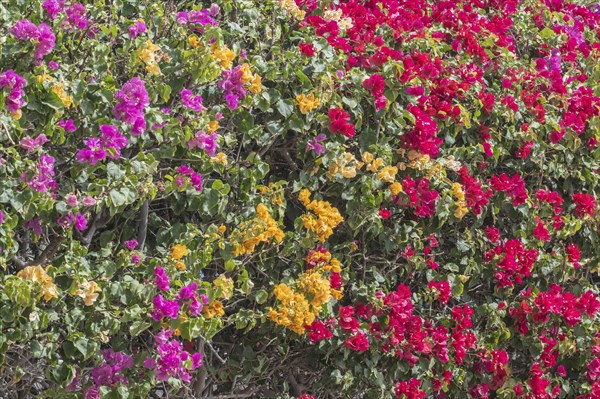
left=1, top=0, right=600, bottom=398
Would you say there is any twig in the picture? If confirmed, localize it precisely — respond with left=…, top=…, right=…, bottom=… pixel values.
left=137, top=199, right=149, bottom=250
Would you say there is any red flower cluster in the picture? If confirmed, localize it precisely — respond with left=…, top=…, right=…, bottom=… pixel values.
left=572, top=192, right=596, bottom=218
left=486, top=239, right=539, bottom=288
left=458, top=166, right=492, bottom=215
left=401, top=104, right=442, bottom=157
left=490, top=173, right=528, bottom=206
left=328, top=107, right=355, bottom=138
left=362, top=73, right=387, bottom=110
left=395, top=177, right=439, bottom=218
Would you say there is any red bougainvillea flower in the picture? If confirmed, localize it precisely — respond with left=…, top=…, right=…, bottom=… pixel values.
left=298, top=42, right=316, bottom=57
left=572, top=193, right=596, bottom=218
left=328, top=107, right=355, bottom=138
left=379, top=208, right=391, bottom=220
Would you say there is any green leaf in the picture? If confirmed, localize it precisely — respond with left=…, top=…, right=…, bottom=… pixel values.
left=275, top=99, right=294, bottom=118
left=233, top=110, right=255, bottom=133
left=129, top=321, right=151, bottom=337
left=255, top=290, right=268, bottom=304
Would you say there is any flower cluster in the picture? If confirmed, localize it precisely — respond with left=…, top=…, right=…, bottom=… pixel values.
left=180, top=88, right=205, bottom=112
left=490, top=173, right=528, bottom=206
left=270, top=248, right=343, bottom=335
left=298, top=189, right=344, bottom=242
left=0, top=69, right=27, bottom=115
left=328, top=108, right=355, bottom=138
left=144, top=329, right=203, bottom=383
left=9, top=19, right=55, bottom=58
left=175, top=165, right=203, bottom=191
left=76, top=280, right=101, bottom=306
left=218, top=66, right=247, bottom=110
left=76, top=125, right=128, bottom=165
left=232, top=203, right=285, bottom=256
left=84, top=349, right=133, bottom=398
left=112, top=77, right=149, bottom=135
left=296, top=93, right=321, bottom=114
left=16, top=265, right=58, bottom=302
left=21, top=154, right=57, bottom=193
left=138, top=40, right=168, bottom=75
left=188, top=131, right=218, bottom=156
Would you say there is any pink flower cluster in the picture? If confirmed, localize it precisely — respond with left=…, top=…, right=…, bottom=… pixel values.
left=112, top=77, right=149, bottom=135
left=395, top=177, right=439, bottom=218
left=181, top=88, right=205, bottom=112
left=218, top=66, right=246, bottom=110
left=9, top=19, right=55, bottom=58
left=76, top=125, right=128, bottom=165
left=490, top=173, right=528, bottom=206
left=0, top=70, right=27, bottom=114
left=83, top=349, right=134, bottom=399
left=328, top=108, right=355, bottom=138
left=143, top=329, right=203, bottom=383
left=188, top=131, right=218, bottom=156
left=21, top=154, right=57, bottom=193
left=175, top=165, right=203, bottom=191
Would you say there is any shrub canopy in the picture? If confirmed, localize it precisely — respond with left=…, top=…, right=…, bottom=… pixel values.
left=1, top=0, right=600, bottom=398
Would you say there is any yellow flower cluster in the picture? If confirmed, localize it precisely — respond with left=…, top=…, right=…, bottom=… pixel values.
left=203, top=300, right=225, bottom=318
left=298, top=189, right=344, bottom=242
left=211, top=44, right=236, bottom=69
left=138, top=40, right=169, bottom=75
left=76, top=280, right=101, bottom=306
left=239, top=63, right=262, bottom=94
left=37, top=74, right=73, bottom=108
left=51, top=83, right=73, bottom=108
left=278, top=0, right=306, bottom=20
left=327, top=152, right=362, bottom=179
left=362, top=152, right=398, bottom=183
left=207, top=120, right=219, bottom=132
left=296, top=93, right=321, bottom=114
left=268, top=283, right=314, bottom=334
left=210, top=152, right=228, bottom=165
left=232, top=203, right=285, bottom=256
left=188, top=36, right=203, bottom=49
left=213, top=274, right=234, bottom=299
left=299, top=271, right=332, bottom=307
left=452, top=182, right=469, bottom=219
left=269, top=251, right=343, bottom=334
left=16, top=265, right=58, bottom=302
left=390, top=181, right=403, bottom=195
left=170, top=244, right=189, bottom=260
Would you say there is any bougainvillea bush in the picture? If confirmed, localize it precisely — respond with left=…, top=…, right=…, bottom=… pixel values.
left=1, top=0, right=600, bottom=398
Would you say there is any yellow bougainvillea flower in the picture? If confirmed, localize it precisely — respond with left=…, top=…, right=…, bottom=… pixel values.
left=295, top=93, right=321, bottom=114
left=298, top=189, right=344, bottom=242
left=170, top=244, right=189, bottom=260
left=139, top=40, right=163, bottom=75
left=188, top=36, right=202, bottom=49
left=207, top=120, right=219, bottom=132
left=203, top=300, right=225, bottom=318
left=248, top=74, right=262, bottom=94
left=278, top=0, right=306, bottom=20
left=212, top=44, right=236, bottom=69
left=239, top=63, right=253, bottom=84
left=211, top=152, right=228, bottom=165
left=17, top=265, right=58, bottom=302
left=389, top=182, right=403, bottom=195
left=232, top=203, right=285, bottom=256
left=51, top=83, right=73, bottom=108
left=377, top=166, right=398, bottom=183
left=76, top=280, right=102, bottom=306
